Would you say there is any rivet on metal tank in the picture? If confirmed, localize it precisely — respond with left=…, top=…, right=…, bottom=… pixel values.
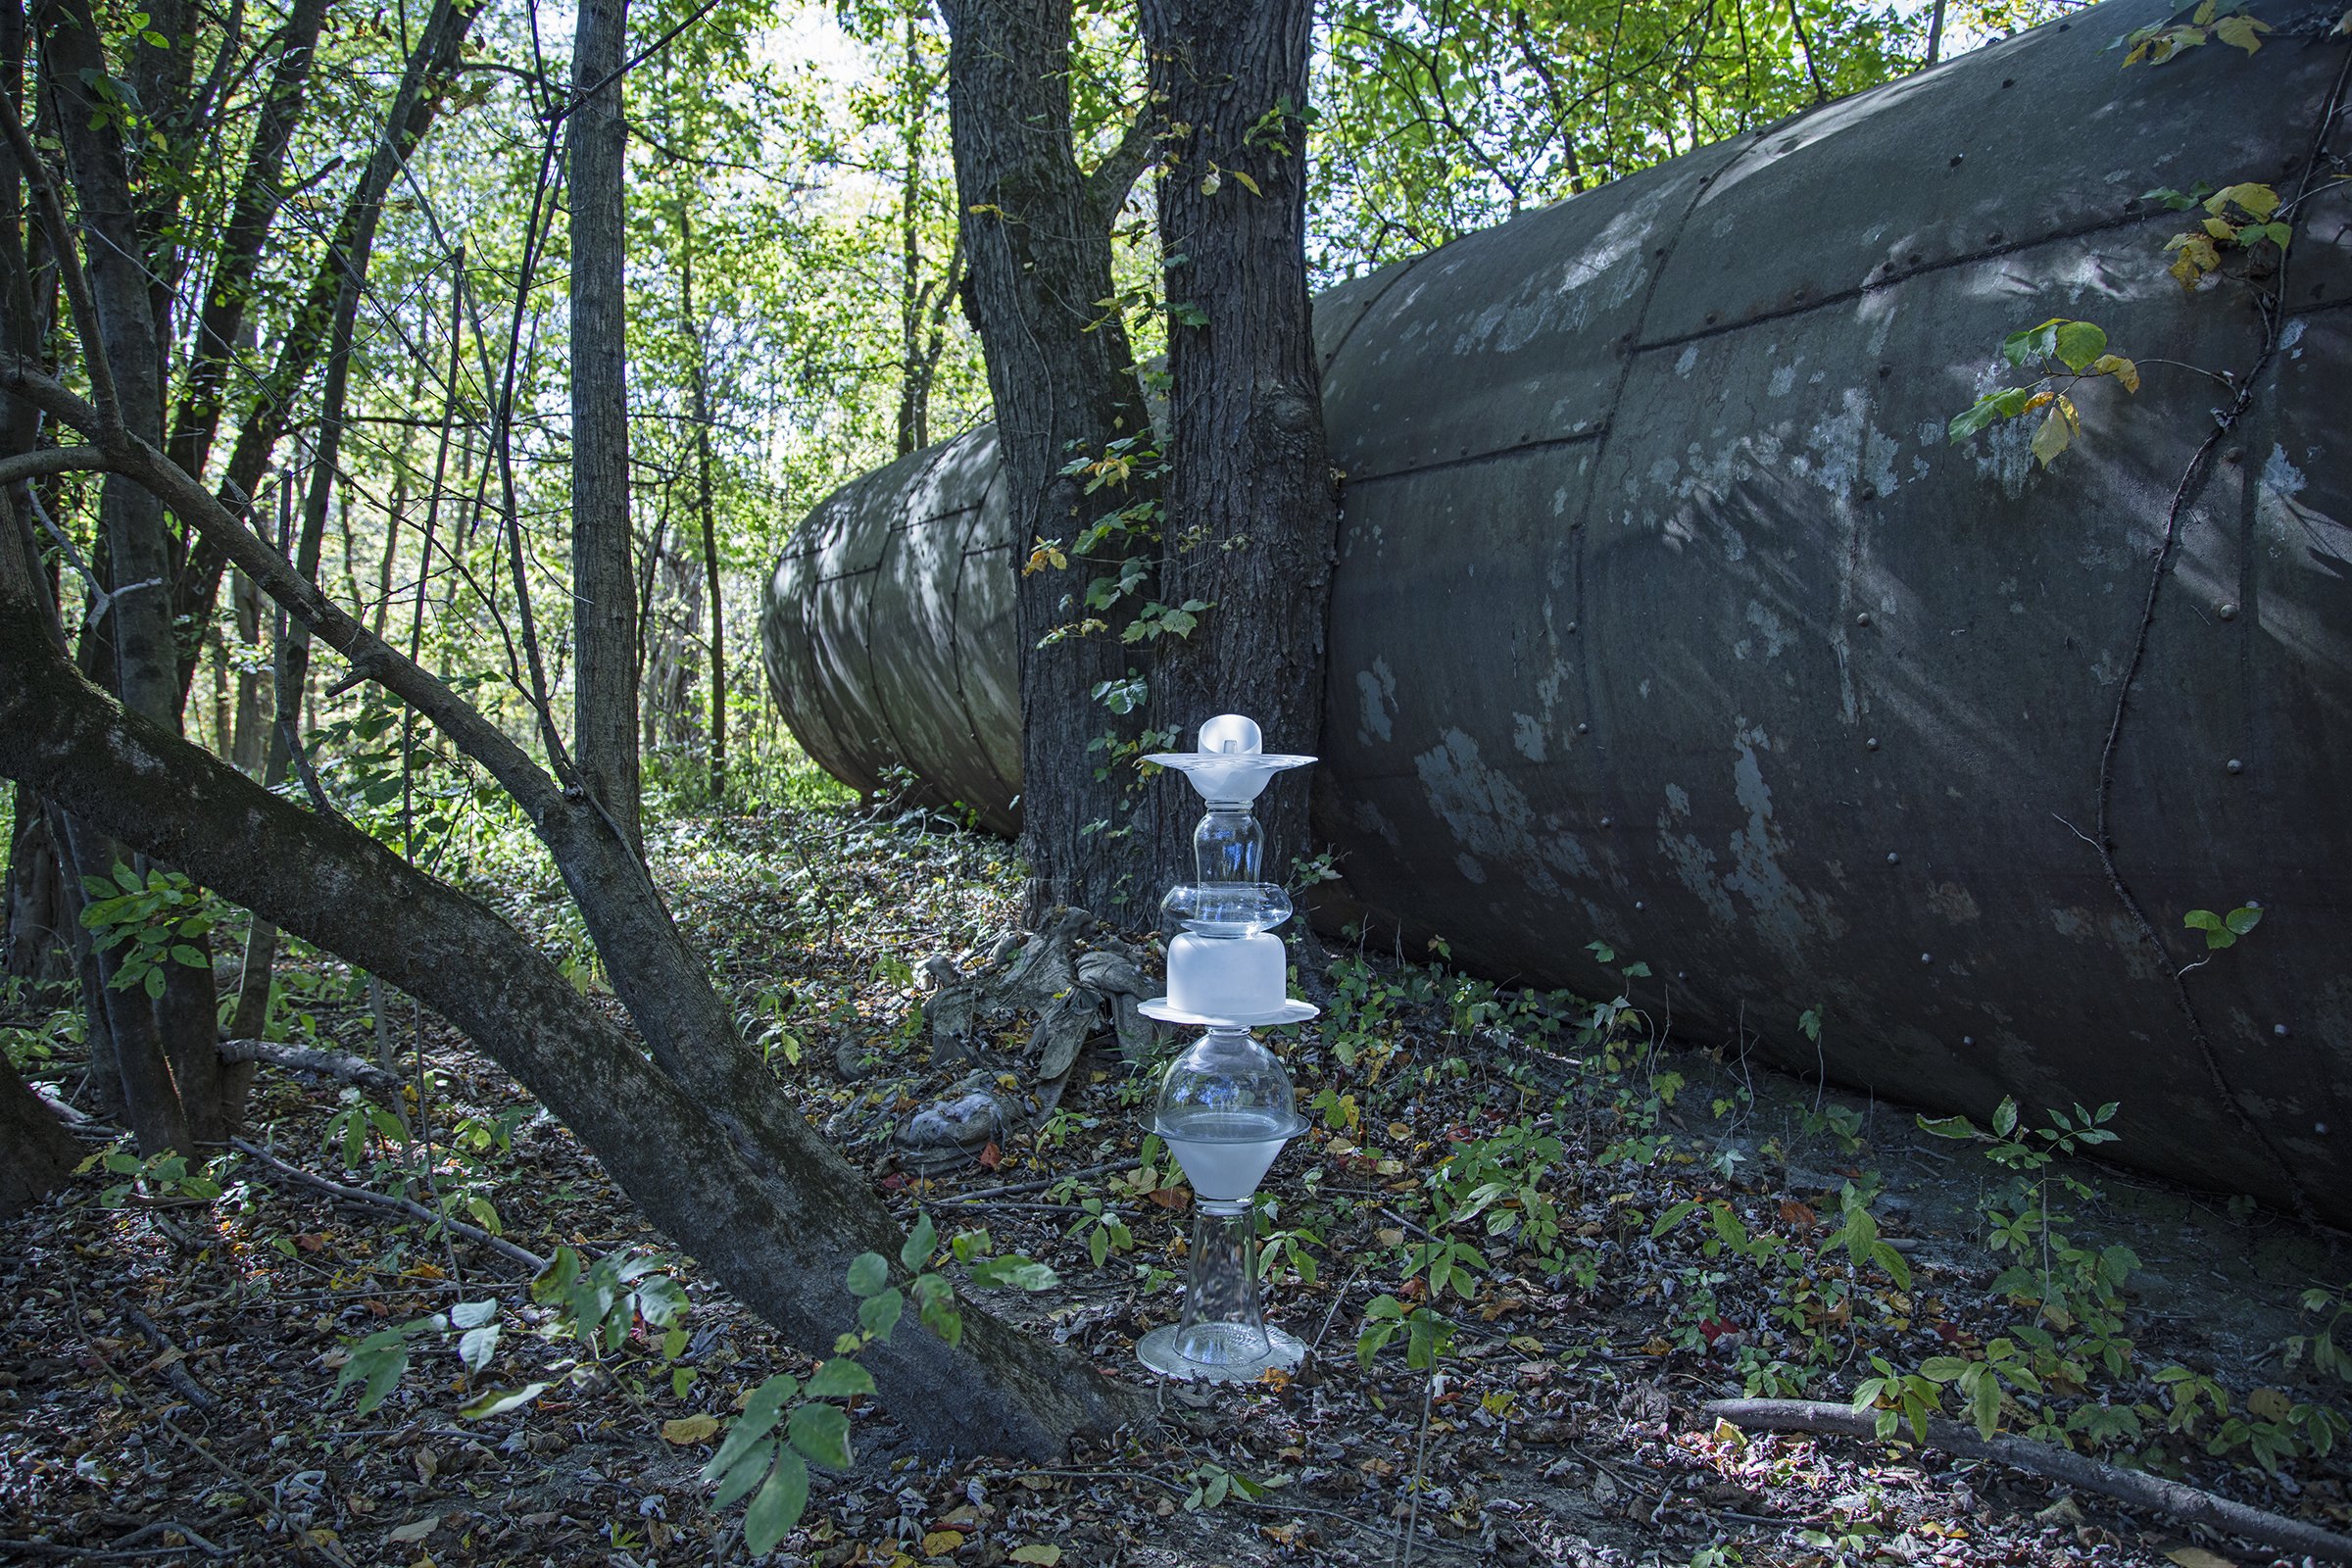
left=1577, top=722, right=1591, bottom=735
left=2229, top=759, right=2244, bottom=774
left=1866, top=737, right=1881, bottom=751
left=2219, top=602, right=2239, bottom=620
left=1963, top=1036, right=1975, bottom=1047
left=1920, top=954, right=1933, bottom=964
left=1599, top=816, right=1614, bottom=828
left=1855, top=612, right=1872, bottom=627
left=1886, top=852, right=1900, bottom=864
left=2276, top=1024, right=2291, bottom=1037
left=1635, top=901, right=1645, bottom=911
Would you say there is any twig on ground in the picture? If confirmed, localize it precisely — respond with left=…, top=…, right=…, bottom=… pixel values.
left=120, top=1305, right=221, bottom=1411
left=2, top=1519, right=230, bottom=1558
left=1703, top=1397, right=2352, bottom=1563
left=931, top=1158, right=1128, bottom=1203
left=230, top=1137, right=546, bottom=1272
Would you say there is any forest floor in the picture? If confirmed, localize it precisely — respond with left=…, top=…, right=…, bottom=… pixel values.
left=2, top=797, right=2348, bottom=1568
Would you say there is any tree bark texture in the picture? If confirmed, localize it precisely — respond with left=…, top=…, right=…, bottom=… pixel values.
left=942, top=0, right=1159, bottom=921
left=0, top=1048, right=78, bottom=1217
left=568, top=0, right=641, bottom=853
left=0, top=367, right=1151, bottom=1458
left=1139, top=0, right=1337, bottom=896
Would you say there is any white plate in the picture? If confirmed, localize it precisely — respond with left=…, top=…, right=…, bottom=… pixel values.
left=1139, top=997, right=1319, bottom=1028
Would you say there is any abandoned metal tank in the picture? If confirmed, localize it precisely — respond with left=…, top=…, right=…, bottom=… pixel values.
left=762, top=0, right=2352, bottom=1222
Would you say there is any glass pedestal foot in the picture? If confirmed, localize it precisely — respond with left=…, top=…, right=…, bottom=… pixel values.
left=1137, top=1323, right=1306, bottom=1383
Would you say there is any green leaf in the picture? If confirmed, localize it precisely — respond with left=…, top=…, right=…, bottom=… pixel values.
left=2226, top=905, right=2263, bottom=936
left=2183, top=908, right=2223, bottom=931
left=1919, top=1356, right=1970, bottom=1382
left=858, top=1287, right=905, bottom=1342
left=1650, top=1200, right=1698, bottom=1238
left=786, top=1402, right=853, bottom=1470
left=1973, top=1372, right=2003, bottom=1438
left=2051, top=319, right=2108, bottom=374
left=970, top=1256, right=1059, bottom=1291
left=458, top=1381, right=550, bottom=1420
left=709, top=1440, right=775, bottom=1510
left=450, top=1298, right=499, bottom=1330
left=804, top=1359, right=876, bottom=1399
left=457, top=1322, right=499, bottom=1373
left=1992, top=1098, right=2019, bottom=1137
left=900, top=1213, right=936, bottom=1273
left=739, top=1373, right=800, bottom=1434
left=845, top=1251, right=890, bottom=1298
left=1916, top=1113, right=1978, bottom=1140
left=743, top=1448, right=809, bottom=1554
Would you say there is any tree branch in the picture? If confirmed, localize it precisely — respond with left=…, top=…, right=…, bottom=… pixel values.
left=1703, top=1398, right=2352, bottom=1562
left=1083, top=102, right=1157, bottom=224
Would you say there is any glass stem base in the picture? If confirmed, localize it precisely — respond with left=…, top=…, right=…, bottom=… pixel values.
left=1136, top=1199, right=1305, bottom=1382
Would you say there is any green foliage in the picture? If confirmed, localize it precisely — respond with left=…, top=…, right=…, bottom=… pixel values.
left=1356, top=1294, right=1454, bottom=1370
left=77, top=865, right=215, bottom=1001
left=1948, top=318, right=2138, bottom=468
left=2182, top=902, right=2263, bottom=950
left=2163, top=182, right=2290, bottom=287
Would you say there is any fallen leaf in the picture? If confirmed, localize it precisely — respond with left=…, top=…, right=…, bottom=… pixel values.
left=1009, top=1547, right=1062, bottom=1565
left=295, top=1233, right=327, bottom=1252
left=977, top=1142, right=1002, bottom=1170
left=2164, top=1548, right=2236, bottom=1568
left=387, top=1516, right=441, bottom=1544
left=662, top=1414, right=721, bottom=1446
left=920, top=1529, right=964, bottom=1555
left=2247, top=1387, right=2292, bottom=1422
left=1147, top=1186, right=1190, bottom=1210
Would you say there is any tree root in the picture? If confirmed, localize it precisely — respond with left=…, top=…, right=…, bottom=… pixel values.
left=1702, top=1397, right=2352, bottom=1563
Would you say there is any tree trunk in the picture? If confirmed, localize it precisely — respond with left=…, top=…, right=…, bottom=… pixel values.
left=0, top=474, right=1149, bottom=1457
left=0, top=1048, right=78, bottom=1217
left=941, top=0, right=1160, bottom=920
left=3, top=781, right=73, bottom=981
left=569, top=0, right=641, bottom=854
left=40, top=0, right=223, bottom=1147
left=678, top=203, right=727, bottom=805
left=1138, top=0, right=1337, bottom=896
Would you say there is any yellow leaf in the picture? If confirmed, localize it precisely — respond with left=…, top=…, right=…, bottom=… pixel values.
left=2165, top=1548, right=2239, bottom=1568
left=1231, top=168, right=1262, bottom=197
left=921, top=1529, right=966, bottom=1556
left=1009, top=1547, right=1063, bottom=1566
left=2214, top=13, right=2271, bottom=51
left=2336, top=6, right=2351, bottom=34
left=2209, top=181, right=2280, bottom=219
left=2022, top=389, right=2056, bottom=415
left=660, top=1414, right=720, bottom=1446
left=387, top=1516, right=441, bottom=1544
left=2192, top=0, right=2218, bottom=20
left=1199, top=167, right=1221, bottom=197
left=2203, top=216, right=2238, bottom=241
left=2090, top=354, right=2140, bottom=394
left=2031, top=403, right=2073, bottom=467
left=2247, top=1386, right=2294, bottom=1421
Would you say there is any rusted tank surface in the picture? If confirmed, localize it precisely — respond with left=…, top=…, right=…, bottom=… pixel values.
left=763, top=0, right=2352, bottom=1221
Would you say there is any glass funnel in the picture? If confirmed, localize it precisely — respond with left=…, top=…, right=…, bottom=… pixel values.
left=1136, top=1028, right=1309, bottom=1380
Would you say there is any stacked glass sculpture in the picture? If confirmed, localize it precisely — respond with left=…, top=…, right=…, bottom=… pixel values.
left=1135, top=713, right=1316, bottom=1381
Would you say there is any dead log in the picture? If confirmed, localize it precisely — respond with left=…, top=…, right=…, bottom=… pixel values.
left=1702, top=1397, right=2352, bottom=1563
